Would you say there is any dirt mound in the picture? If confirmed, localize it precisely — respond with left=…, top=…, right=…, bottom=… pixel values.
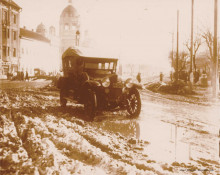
left=146, top=81, right=195, bottom=95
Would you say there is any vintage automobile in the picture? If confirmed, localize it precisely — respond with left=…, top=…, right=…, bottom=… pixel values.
left=57, top=47, right=141, bottom=120
left=34, top=68, right=46, bottom=76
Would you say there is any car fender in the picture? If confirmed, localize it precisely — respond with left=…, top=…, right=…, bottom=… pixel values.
left=83, top=80, right=101, bottom=89
left=132, top=83, right=143, bottom=90
left=81, top=80, right=100, bottom=102
left=123, top=85, right=141, bottom=96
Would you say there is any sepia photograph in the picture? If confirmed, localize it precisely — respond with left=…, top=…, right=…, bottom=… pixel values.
left=0, top=0, right=220, bottom=174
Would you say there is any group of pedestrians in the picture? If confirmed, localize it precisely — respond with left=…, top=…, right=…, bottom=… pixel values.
left=7, top=71, right=29, bottom=81
left=19, top=71, right=29, bottom=81
left=169, top=69, right=208, bottom=85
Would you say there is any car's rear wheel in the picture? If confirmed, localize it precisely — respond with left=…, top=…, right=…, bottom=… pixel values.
left=126, top=88, right=141, bottom=117
left=84, top=89, right=97, bottom=120
left=60, top=89, right=67, bottom=107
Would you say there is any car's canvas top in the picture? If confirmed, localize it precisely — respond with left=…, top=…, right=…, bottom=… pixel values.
left=62, top=47, right=118, bottom=62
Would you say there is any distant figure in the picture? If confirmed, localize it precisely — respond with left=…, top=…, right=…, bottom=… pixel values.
left=160, top=72, right=164, bottom=82
left=25, top=71, right=29, bottom=81
left=21, top=71, right=24, bottom=81
left=194, top=70, right=200, bottom=83
left=200, top=70, right=208, bottom=87
left=17, top=72, right=20, bottom=80
left=136, top=72, right=141, bottom=83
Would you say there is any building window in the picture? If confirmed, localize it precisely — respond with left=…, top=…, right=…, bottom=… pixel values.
left=13, top=31, right=16, bottom=40
left=13, top=14, right=17, bottom=24
left=7, top=29, right=10, bottom=38
left=71, top=25, right=76, bottom=30
left=3, top=11, right=8, bottom=24
left=2, top=28, right=6, bottom=40
left=13, top=48, right=16, bottom=57
left=3, top=46, right=6, bottom=57
left=7, top=47, right=10, bottom=56
left=64, top=24, right=69, bottom=30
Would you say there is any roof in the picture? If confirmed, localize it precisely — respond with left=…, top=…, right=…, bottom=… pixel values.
left=20, top=28, right=50, bottom=43
left=62, top=47, right=118, bottom=62
left=62, top=47, right=82, bottom=58
left=1, top=0, right=21, bottom=10
left=60, top=5, right=78, bottom=18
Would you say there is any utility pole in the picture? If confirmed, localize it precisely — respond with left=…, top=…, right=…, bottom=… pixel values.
left=190, top=0, right=194, bottom=74
left=213, top=0, right=219, bottom=97
left=169, top=32, right=174, bottom=68
left=172, top=32, right=174, bottom=68
left=176, top=10, right=179, bottom=81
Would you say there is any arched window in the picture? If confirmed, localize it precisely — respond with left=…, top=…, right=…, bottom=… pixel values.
left=71, top=25, right=76, bottom=30
left=64, top=24, right=69, bottom=30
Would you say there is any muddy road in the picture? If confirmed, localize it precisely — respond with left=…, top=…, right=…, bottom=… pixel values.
left=0, top=80, right=219, bottom=174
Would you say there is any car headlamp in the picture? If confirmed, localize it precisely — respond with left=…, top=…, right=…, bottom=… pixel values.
left=101, top=77, right=110, bottom=87
left=125, top=78, right=133, bottom=88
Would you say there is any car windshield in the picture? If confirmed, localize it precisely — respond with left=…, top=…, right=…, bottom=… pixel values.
left=84, top=61, right=117, bottom=75
left=85, top=62, right=115, bottom=70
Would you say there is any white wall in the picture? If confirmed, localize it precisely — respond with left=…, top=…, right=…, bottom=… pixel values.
left=20, top=38, right=60, bottom=76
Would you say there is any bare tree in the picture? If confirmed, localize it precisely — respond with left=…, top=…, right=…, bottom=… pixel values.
left=185, top=35, right=202, bottom=72
left=169, top=51, right=188, bottom=71
left=202, top=29, right=220, bottom=61
left=202, top=28, right=220, bottom=90
left=202, top=29, right=213, bottom=60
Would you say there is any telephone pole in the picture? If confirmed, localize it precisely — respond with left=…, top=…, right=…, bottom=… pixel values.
left=213, top=0, right=219, bottom=97
left=176, top=10, right=179, bottom=81
left=190, top=0, right=194, bottom=74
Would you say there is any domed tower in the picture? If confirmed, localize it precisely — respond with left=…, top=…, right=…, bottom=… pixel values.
left=36, top=22, right=46, bottom=36
left=59, top=0, right=80, bottom=54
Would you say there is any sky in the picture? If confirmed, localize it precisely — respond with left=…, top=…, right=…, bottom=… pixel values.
left=14, top=0, right=219, bottom=71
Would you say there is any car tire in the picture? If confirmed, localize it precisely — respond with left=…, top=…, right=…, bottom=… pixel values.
left=60, top=89, right=67, bottom=107
left=127, top=88, right=141, bottom=117
left=84, top=89, right=97, bottom=120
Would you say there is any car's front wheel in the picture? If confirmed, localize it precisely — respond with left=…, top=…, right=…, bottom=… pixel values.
left=60, top=89, right=67, bottom=107
left=84, top=89, right=97, bottom=120
left=126, top=88, right=141, bottom=117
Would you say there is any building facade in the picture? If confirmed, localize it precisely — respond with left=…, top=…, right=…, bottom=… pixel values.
left=59, top=1, right=80, bottom=55
left=19, top=25, right=60, bottom=76
left=0, top=0, right=21, bottom=78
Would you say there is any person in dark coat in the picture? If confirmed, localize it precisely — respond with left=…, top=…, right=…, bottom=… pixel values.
left=25, top=71, right=29, bottom=81
left=160, top=72, right=164, bottom=82
left=21, top=71, right=24, bottom=81
left=136, top=73, right=141, bottom=83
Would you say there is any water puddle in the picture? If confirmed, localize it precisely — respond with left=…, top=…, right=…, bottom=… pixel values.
left=139, top=118, right=191, bottom=163
left=97, top=117, right=220, bottom=164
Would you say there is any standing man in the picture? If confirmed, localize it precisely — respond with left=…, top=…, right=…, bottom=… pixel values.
left=136, top=72, right=141, bottom=83
left=21, top=71, right=24, bottom=81
left=25, top=71, right=29, bottom=81
left=160, top=72, right=164, bottom=82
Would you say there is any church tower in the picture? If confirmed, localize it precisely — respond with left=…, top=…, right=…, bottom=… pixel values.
left=59, top=0, right=80, bottom=54
left=36, top=22, right=46, bottom=36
